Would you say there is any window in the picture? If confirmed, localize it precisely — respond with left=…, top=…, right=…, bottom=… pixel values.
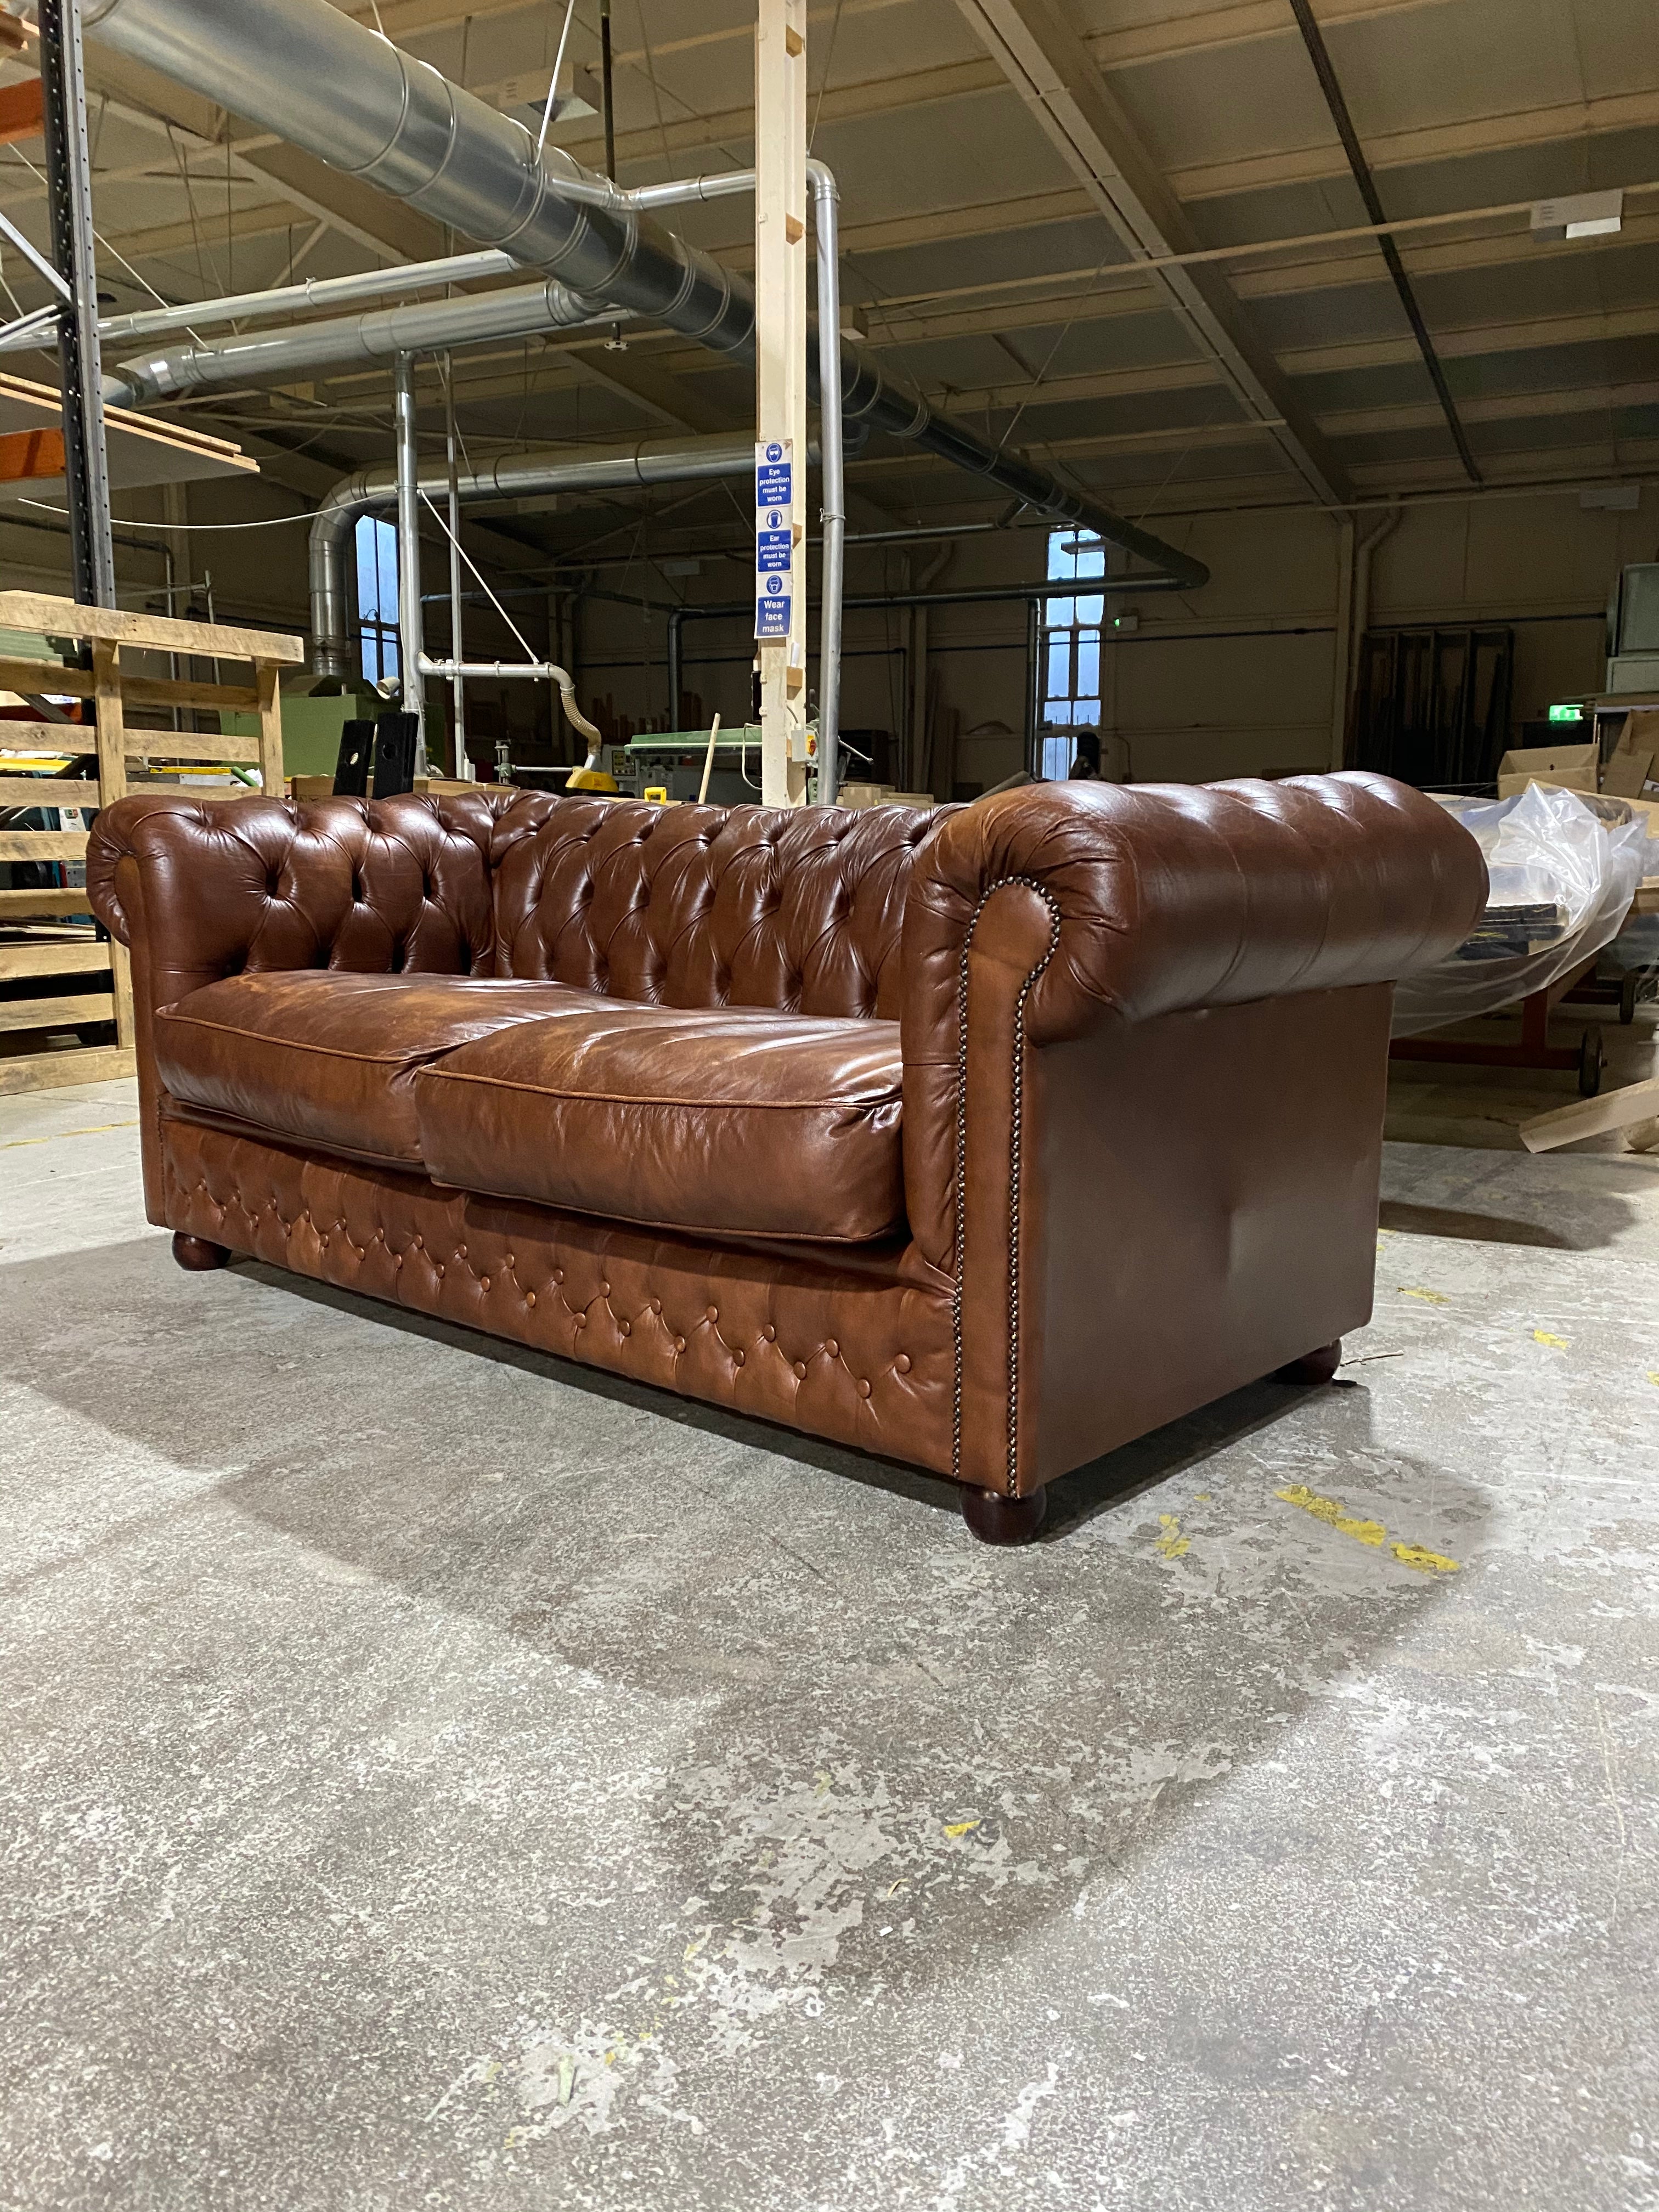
left=356, top=515, right=400, bottom=686
left=1038, top=527, right=1104, bottom=780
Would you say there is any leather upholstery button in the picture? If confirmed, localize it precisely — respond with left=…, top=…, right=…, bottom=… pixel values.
left=413, top=1234, right=423, bottom=1249
left=857, top=1379, right=871, bottom=1397
left=706, top=1304, right=719, bottom=1321
left=733, top=1348, right=744, bottom=1366
left=895, top=1354, right=911, bottom=1374
left=764, top=1324, right=776, bottom=1341
left=651, top=1297, right=662, bottom=1314
left=553, top=1267, right=565, bottom=1284
left=601, top=1280, right=610, bottom=1296
left=825, top=1339, right=838, bottom=1358
left=435, top=1263, right=444, bottom=1278
left=793, top=1361, right=806, bottom=1379
left=620, top=1319, right=631, bottom=1336
left=674, top=1336, right=686, bottom=1353
left=526, top=1290, right=537, bottom=1307
left=480, top=1277, right=490, bottom=1291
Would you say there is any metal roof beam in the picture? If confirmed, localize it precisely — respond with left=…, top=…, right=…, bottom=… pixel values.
left=947, top=0, right=1351, bottom=506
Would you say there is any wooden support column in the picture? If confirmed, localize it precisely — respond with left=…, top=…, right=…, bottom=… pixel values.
left=256, top=660, right=286, bottom=794
left=755, top=0, right=808, bottom=805
left=91, top=637, right=135, bottom=1049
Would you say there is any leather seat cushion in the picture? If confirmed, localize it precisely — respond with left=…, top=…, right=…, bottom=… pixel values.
left=154, top=971, right=599, bottom=1168
left=415, top=1002, right=906, bottom=1243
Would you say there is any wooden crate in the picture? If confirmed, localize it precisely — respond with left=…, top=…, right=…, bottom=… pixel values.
left=0, top=591, right=304, bottom=1096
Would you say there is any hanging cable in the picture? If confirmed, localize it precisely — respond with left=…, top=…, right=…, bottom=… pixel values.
left=535, top=0, right=581, bottom=160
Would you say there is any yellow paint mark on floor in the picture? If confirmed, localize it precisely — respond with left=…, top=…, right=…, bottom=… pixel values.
left=1274, top=1484, right=1459, bottom=1575
left=943, top=1820, right=980, bottom=1839
left=1154, top=1512, right=1190, bottom=1559
left=0, top=1116, right=138, bottom=1151
left=1275, top=1485, right=1385, bottom=1547
left=1391, top=1542, right=1460, bottom=1575
left=1194, top=1492, right=1212, bottom=1503
left=1398, top=1285, right=1449, bottom=1305
left=1533, top=1330, right=1569, bottom=1351
left=1649, top=1373, right=1659, bottom=1389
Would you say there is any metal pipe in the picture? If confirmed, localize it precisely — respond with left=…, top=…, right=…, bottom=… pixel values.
left=103, top=279, right=622, bottom=407
left=1345, top=499, right=1401, bottom=761
left=628, top=170, right=757, bottom=210
left=311, top=431, right=758, bottom=677
left=419, top=654, right=602, bottom=744
left=443, top=353, right=467, bottom=779
left=0, top=246, right=523, bottom=355
left=392, top=352, right=425, bottom=763
left=806, top=157, right=843, bottom=802
left=599, top=0, right=615, bottom=183
left=80, top=0, right=1208, bottom=590
left=1285, top=0, right=1479, bottom=487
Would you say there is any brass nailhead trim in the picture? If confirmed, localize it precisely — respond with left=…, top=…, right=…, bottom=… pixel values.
left=951, top=874, right=1062, bottom=1499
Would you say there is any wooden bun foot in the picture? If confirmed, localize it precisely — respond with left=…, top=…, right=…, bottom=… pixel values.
left=171, top=1233, right=232, bottom=1272
left=960, top=1485, right=1048, bottom=1546
left=1275, top=1339, right=1342, bottom=1385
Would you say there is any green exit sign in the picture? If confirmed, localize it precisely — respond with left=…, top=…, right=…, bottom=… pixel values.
left=1548, top=702, right=1587, bottom=723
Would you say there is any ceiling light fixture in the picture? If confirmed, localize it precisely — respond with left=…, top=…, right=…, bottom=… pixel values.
left=1531, top=189, right=1624, bottom=242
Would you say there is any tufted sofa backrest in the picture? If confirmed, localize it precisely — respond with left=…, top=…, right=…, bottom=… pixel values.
left=86, top=788, right=951, bottom=1026
left=489, top=794, right=948, bottom=1020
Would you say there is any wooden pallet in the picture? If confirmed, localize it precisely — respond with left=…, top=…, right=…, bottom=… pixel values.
left=0, top=591, right=304, bottom=1096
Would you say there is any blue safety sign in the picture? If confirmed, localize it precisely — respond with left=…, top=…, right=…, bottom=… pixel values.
left=755, top=588, right=791, bottom=639
left=756, top=527, right=792, bottom=574
left=755, top=437, right=793, bottom=508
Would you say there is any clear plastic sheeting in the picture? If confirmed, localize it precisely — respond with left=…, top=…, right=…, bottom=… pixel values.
left=1605, top=911, right=1659, bottom=982
left=1391, top=783, right=1649, bottom=1038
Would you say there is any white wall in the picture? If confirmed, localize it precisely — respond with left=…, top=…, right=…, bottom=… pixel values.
left=6, top=466, right=1649, bottom=789
left=570, top=481, right=1654, bottom=792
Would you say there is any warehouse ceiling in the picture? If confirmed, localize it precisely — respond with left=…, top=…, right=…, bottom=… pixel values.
left=2, top=0, right=1658, bottom=569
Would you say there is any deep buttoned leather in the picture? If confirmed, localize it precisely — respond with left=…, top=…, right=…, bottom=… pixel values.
left=158, top=1111, right=958, bottom=1474
left=89, top=775, right=1488, bottom=1500
left=488, top=794, right=943, bottom=1014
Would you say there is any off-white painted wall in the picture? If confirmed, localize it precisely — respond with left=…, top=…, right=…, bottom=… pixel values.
left=569, top=481, right=1655, bottom=790
left=5, top=474, right=1650, bottom=789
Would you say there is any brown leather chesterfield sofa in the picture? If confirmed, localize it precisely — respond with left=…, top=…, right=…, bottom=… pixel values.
left=87, top=775, right=1483, bottom=1544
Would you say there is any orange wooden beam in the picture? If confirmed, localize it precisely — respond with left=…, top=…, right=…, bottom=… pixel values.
left=0, top=426, right=66, bottom=483
left=0, top=75, right=42, bottom=144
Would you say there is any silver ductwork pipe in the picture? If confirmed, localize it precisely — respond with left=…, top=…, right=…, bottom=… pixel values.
left=103, top=278, right=620, bottom=407
left=808, top=159, right=844, bottom=803
left=0, top=246, right=523, bottom=355
left=311, top=432, right=757, bottom=678
left=81, top=0, right=1209, bottom=592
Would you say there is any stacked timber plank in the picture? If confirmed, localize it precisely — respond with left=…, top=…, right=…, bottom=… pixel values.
left=0, top=591, right=303, bottom=1096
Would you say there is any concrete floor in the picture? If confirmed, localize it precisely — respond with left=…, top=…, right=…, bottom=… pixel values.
left=2, top=1073, right=1656, bottom=2211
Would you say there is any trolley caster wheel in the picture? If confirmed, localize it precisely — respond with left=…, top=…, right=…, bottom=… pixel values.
left=1578, top=1028, right=1605, bottom=1098
left=1620, top=974, right=1638, bottom=1025
left=1275, top=1340, right=1342, bottom=1385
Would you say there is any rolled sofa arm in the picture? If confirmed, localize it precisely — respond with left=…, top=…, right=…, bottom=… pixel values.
left=899, top=772, right=1487, bottom=1276
left=87, top=789, right=508, bottom=1003
left=87, top=789, right=512, bottom=1226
